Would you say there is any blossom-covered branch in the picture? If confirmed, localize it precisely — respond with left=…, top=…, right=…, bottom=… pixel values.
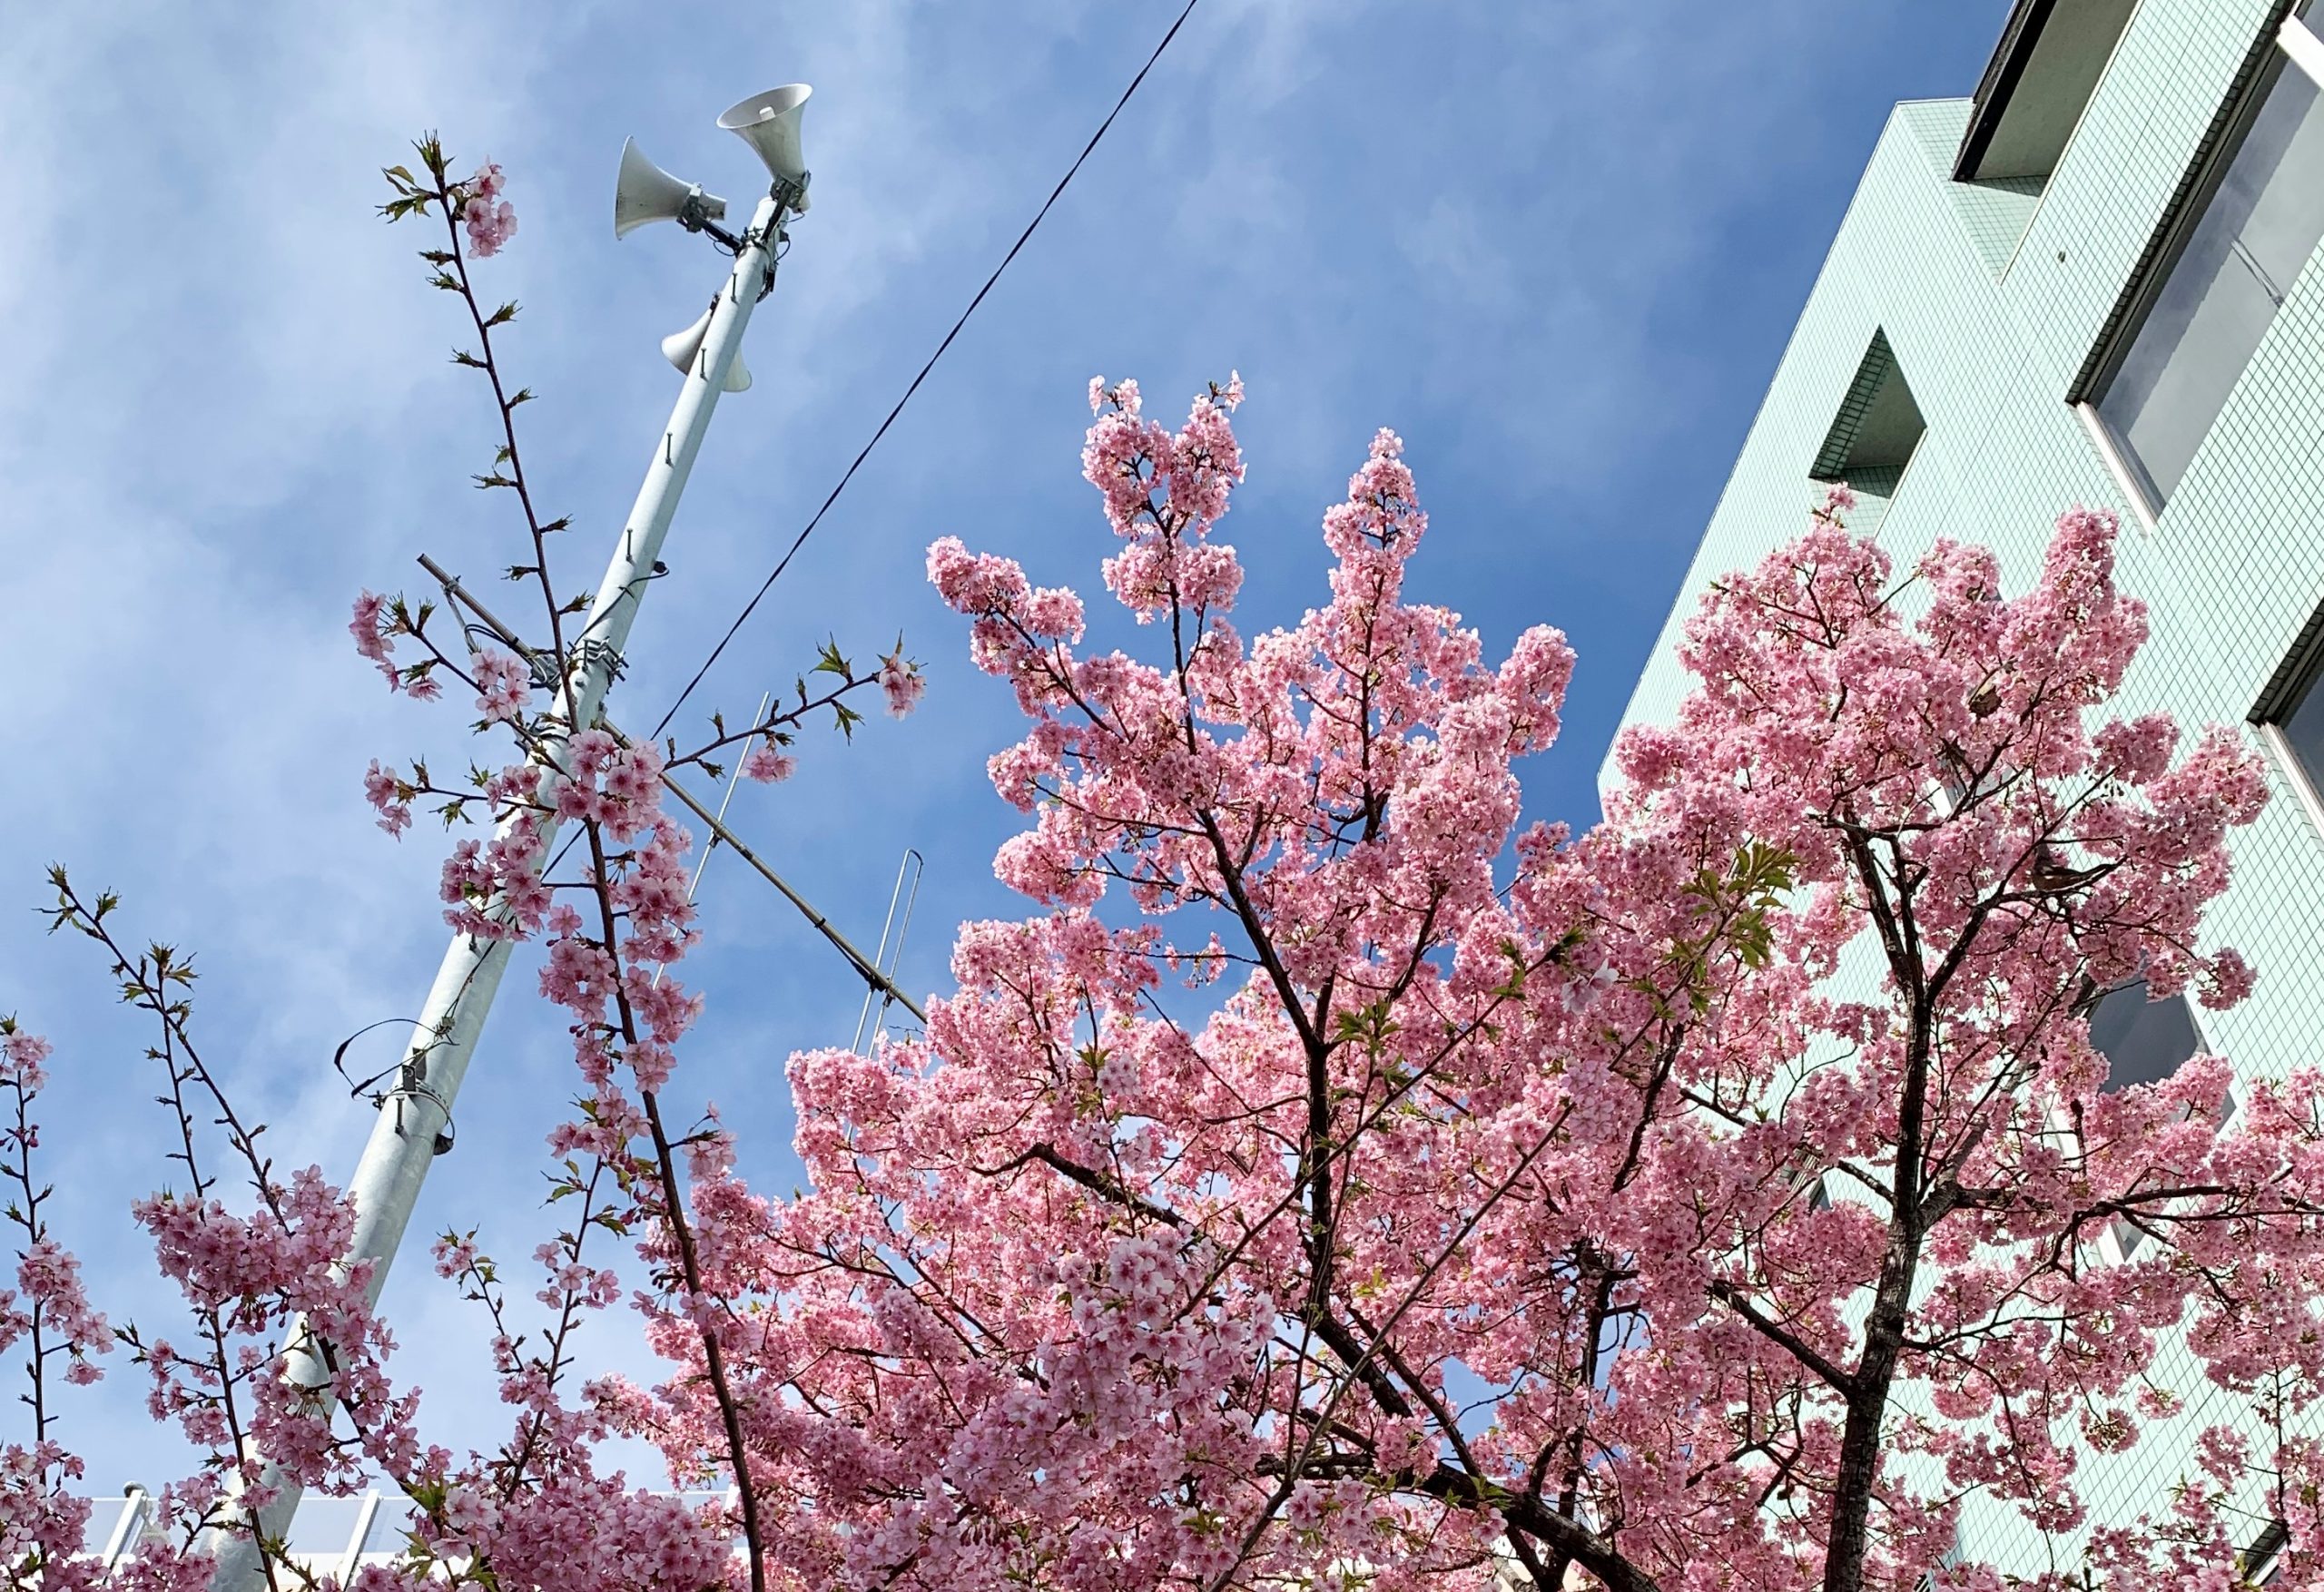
left=599, top=378, right=2324, bottom=1592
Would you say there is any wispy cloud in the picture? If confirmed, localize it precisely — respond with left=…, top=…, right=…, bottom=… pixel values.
left=0, top=0, right=2009, bottom=1490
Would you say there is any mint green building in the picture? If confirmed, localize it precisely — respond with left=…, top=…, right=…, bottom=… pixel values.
left=1611, top=0, right=2324, bottom=1577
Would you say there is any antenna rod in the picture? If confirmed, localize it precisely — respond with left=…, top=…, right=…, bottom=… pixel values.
left=854, top=850, right=925, bottom=1049
left=210, top=174, right=803, bottom=1592
left=655, top=772, right=928, bottom=1025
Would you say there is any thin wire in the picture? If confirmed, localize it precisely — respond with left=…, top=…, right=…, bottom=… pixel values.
left=647, top=0, right=1205, bottom=741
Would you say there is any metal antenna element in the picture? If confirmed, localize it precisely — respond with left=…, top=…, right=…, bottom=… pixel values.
left=652, top=773, right=926, bottom=1023
left=650, top=689, right=774, bottom=992
left=687, top=696, right=767, bottom=899
left=419, top=557, right=927, bottom=1024
left=853, top=849, right=925, bottom=1051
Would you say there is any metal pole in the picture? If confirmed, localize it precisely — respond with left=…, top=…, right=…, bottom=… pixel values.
left=207, top=186, right=795, bottom=1590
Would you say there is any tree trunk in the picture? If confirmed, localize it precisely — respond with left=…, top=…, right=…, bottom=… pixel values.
left=1822, top=1243, right=1917, bottom=1592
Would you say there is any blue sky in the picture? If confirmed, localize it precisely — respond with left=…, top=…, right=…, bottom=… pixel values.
left=0, top=1, right=2010, bottom=1495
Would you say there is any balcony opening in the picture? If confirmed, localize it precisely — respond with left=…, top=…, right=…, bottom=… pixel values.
left=1809, top=329, right=1925, bottom=536
left=1955, top=0, right=2140, bottom=184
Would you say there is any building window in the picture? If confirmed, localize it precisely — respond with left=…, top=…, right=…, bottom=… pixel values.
left=2085, top=976, right=2201, bottom=1094
left=1810, top=329, right=1925, bottom=534
left=1955, top=0, right=2140, bottom=184
left=2082, top=10, right=2324, bottom=512
left=2252, top=607, right=2324, bottom=818
left=2084, top=976, right=2208, bottom=1260
left=2245, top=1518, right=2290, bottom=1586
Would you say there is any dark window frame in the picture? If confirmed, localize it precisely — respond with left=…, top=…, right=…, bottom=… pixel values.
left=1809, top=329, right=1928, bottom=534
left=2251, top=595, right=2324, bottom=725
left=2250, top=595, right=2324, bottom=820
left=2070, top=5, right=2319, bottom=511
left=2244, top=1518, right=2290, bottom=1585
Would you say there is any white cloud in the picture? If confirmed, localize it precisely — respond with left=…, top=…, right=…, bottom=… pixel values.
left=0, top=0, right=2005, bottom=1503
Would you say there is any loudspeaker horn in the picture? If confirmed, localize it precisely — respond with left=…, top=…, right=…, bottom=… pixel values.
left=660, top=305, right=753, bottom=392
left=717, top=84, right=812, bottom=211
left=614, top=137, right=729, bottom=240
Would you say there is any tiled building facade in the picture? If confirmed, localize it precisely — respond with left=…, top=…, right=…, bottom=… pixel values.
left=1610, top=0, right=2324, bottom=1575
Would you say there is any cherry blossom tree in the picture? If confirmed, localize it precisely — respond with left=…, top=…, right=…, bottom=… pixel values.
left=606, top=380, right=2324, bottom=1592
left=5, top=133, right=2324, bottom=1592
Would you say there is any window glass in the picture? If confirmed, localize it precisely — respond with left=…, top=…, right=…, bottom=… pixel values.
left=2098, top=54, right=2324, bottom=504
left=75, top=1496, right=137, bottom=1556
left=355, top=1497, right=426, bottom=1559
left=2281, top=647, right=2324, bottom=795
left=284, top=1496, right=368, bottom=1560
left=2086, top=977, right=2201, bottom=1091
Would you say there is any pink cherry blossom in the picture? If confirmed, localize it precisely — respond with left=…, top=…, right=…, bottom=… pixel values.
left=615, top=383, right=2324, bottom=1592
left=460, top=162, right=517, bottom=259
left=741, top=740, right=796, bottom=782
left=364, top=758, right=412, bottom=837
left=350, top=589, right=399, bottom=686
left=472, top=647, right=531, bottom=723
left=878, top=652, right=924, bottom=718
left=34, top=241, right=2324, bottom=1592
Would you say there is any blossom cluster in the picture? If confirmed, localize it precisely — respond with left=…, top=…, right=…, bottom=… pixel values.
left=461, top=162, right=517, bottom=259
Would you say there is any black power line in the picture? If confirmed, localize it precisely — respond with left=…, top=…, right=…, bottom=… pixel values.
left=648, top=0, right=1204, bottom=741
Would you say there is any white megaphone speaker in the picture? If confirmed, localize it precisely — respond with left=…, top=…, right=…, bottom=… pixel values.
left=717, top=84, right=812, bottom=211
left=614, top=138, right=729, bottom=240
left=660, top=304, right=753, bottom=392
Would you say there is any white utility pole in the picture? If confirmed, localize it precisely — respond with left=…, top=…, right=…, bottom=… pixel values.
left=208, top=87, right=813, bottom=1589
